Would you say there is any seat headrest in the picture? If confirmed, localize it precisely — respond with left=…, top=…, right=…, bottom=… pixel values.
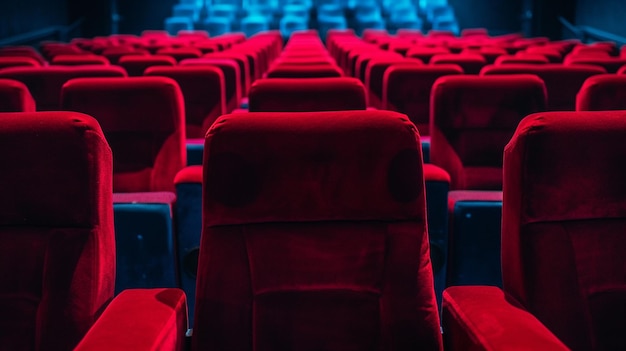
left=0, top=111, right=111, bottom=226
left=203, top=110, right=426, bottom=226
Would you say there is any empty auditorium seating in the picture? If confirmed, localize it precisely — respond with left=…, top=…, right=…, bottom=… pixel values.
left=430, top=53, right=487, bottom=75
left=481, top=63, right=606, bottom=111
left=0, top=78, right=36, bottom=112
left=248, top=77, right=367, bottom=112
left=443, top=110, right=626, bottom=350
left=145, top=65, right=227, bottom=139
left=577, top=74, right=626, bottom=111
left=564, top=55, right=626, bottom=73
left=61, top=76, right=186, bottom=293
left=364, top=56, right=421, bottom=108
left=117, top=55, right=177, bottom=76
left=0, top=56, right=41, bottom=69
left=0, top=65, right=127, bottom=110
left=191, top=109, right=442, bottom=349
left=0, top=111, right=115, bottom=350
left=430, top=74, right=547, bottom=190
left=51, top=54, right=110, bottom=66
left=382, top=64, right=463, bottom=136
left=181, top=58, right=243, bottom=112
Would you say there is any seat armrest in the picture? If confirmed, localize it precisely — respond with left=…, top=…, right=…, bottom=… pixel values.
left=442, top=286, right=569, bottom=350
left=75, top=288, right=188, bottom=351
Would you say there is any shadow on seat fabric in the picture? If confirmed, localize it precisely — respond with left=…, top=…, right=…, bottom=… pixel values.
left=193, top=110, right=443, bottom=350
left=0, top=111, right=115, bottom=351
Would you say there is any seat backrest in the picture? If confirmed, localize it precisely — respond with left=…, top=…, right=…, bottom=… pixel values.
left=117, top=55, right=177, bottom=76
left=0, top=56, right=41, bottom=69
left=431, top=74, right=547, bottom=190
left=0, top=65, right=127, bottom=110
left=145, top=66, right=227, bottom=138
left=248, top=77, right=367, bottom=112
left=0, top=78, right=36, bottom=112
left=61, top=76, right=186, bottom=193
left=481, top=63, right=606, bottom=111
left=180, top=58, right=242, bottom=112
left=383, top=64, right=463, bottom=135
left=503, top=111, right=626, bottom=351
left=430, top=53, right=487, bottom=74
left=0, top=111, right=114, bottom=351
left=577, top=74, right=626, bottom=111
left=193, top=110, right=443, bottom=350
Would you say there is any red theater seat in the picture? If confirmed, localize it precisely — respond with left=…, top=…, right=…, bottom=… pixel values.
left=193, top=110, right=443, bottom=350
left=0, top=56, right=41, bottom=69
left=382, top=64, right=464, bottom=136
left=0, top=65, right=127, bottom=110
left=0, top=79, right=36, bottom=112
left=430, top=53, right=487, bottom=75
left=481, top=63, right=606, bottom=111
left=564, top=56, right=626, bottom=73
left=117, top=55, right=177, bottom=76
left=61, top=76, right=186, bottom=193
left=266, top=63, right=343, bottom=78
left=430, top=75, right=547, bottom=190
left=181, top=58, right=242, bottom=112
left=157, top=47, right=203, bottom=62
left=577, top=74, right=626, bottom=111
left=0, top=111, right=115, bottom=351
left=101, top=47, right=149, bottom=65
left=364, top=57, right=421, bottom=108
left=248, top=77, right=367, bottom=112
left=443, top=111, right=626, bottom=351
left=51, top=54, right=110, bottom=66
left=145, top=65, right=227, bottom=138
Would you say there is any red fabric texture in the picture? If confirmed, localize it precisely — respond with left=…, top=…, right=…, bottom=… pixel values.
left=481, top=63, right=606, bottom=110
left=181, top=58, right=242, bottom=112
left=145, top=65, right=227, bottom=138
left=382, top=64, right=463, bottom=136
left=0, top=65, right=127, bottom=110
left=174, top=165, right=202, bottom=184
left=194, top=110, right=442, bottom=350
left=442, top=286, right=569, bottom=350
left=248, top=78, right=367, bottom=112
left=51, top=55, right=110, bottom=66
left=204, top=52, right=251, bottom=95
left=576, top=74, right=626, bottom=111
left=61, top=76, right=186, bottom=193
left=364, top=57, right=421, bottom=109
left=430, top=74, right=547, bottom=190
left=0, top=78, right=36, bottom=112
left=564, top=56, right=626, bottom=73
left=266, top=64, right=343, bottom=78
left=447, top=190, right=503, bottom=213
left=156, top=47, right=203, bottom=62
left=0, top=56, right=41, bottom=69
left=502, top=111, right=626, bottom=350
left=74, top=289, right=188, bottom=351
left=424, top=164, right=452, bottom=183
left=117, top=55, right=176, bottom=77
left=430, top=54, right=487, bottom=75
left=0, top=111, right=115, bottom=351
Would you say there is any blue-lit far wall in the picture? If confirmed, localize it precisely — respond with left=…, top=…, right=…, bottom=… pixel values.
left=0, top=0, right=625, bottom=40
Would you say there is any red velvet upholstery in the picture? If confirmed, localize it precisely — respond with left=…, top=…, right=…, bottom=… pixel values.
left=0, top=78, right=36, bottom=112
left=248, top=77, right=367, bottom=112
left=61, top=76, right=186, bottom=193
left=194, top=110, right=443, bottom=350
left=74, top=289, right=188, bottom=351
left=117, top=55, right=176, bottom=77
left=145, top=65, right=227, bottom=138
left=501, top=111, right=626, bottom=350
left=0, top=111, right=115, bottom=351
left=181, top=58, right=242, bottom=112
left=430, top=75, right=547, bottom=190
left=564, top=56, right=626, bottom=73
left=442, top=286, right=569, bottom=350
left=406, top=47, right=451, bottom=63
left=101, top=47, right=149, bottom=65
left=266, top=63, right=343, bottom=78
left=0, top=65, right=127, bottom=110
left=481, top=63, right=606, bottom=110
left=576, top=74, right=626, bottom=111
left=364, top=57, right=421, bottom=108
left=382, top=64, right=463, bottom=136
left=157, top=47, right=203, bottom=62
left=0, top=56, right=42, bottom=69
left=51, top=55, right=110, bottom=66
left=430, top=54, right=487, bottom=74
